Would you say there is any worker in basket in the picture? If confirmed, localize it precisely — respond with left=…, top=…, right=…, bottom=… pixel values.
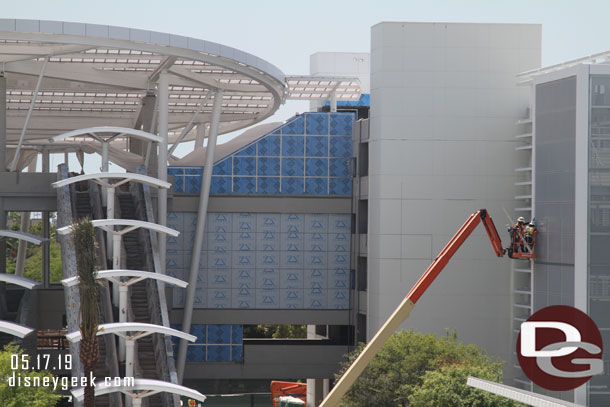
left=523, top=220, right=537, bottom=252
left=507, top=216, right=526, bottom=256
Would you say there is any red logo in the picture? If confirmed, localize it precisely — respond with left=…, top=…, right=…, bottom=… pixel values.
left=516, top=305, right=603, bottom=391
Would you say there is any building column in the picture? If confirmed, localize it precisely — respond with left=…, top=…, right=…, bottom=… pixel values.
left=176, top=89, right=223, bottom=382
left=157, top=71, right=169, bottom=275
left=0, top=73, right=6, bottom=318
left=194, top=122, right=208, bottom=148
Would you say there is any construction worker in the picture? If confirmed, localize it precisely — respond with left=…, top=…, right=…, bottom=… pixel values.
left=508, top=216, right=526, bottom=254
left=524, top=220, right=537, bottom=249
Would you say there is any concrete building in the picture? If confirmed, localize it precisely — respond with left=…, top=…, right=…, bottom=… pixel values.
left=364, top=21, right=540, bottom=373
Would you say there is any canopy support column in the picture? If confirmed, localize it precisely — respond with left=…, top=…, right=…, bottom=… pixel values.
left=0, top=73, right=6, bottom=318
left=177, top=89, right=223, bottom=382
left=157, top=71, right=169, bottom=275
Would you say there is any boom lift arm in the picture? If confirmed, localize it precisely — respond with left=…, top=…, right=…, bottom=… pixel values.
left=319, top=209, right=505, bottom=407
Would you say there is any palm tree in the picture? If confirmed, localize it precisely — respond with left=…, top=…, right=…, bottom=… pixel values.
left=73, top=218, right=99, bottom=407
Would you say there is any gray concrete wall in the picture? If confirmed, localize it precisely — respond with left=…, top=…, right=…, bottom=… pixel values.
left=368, top=22, right=541, bottom=367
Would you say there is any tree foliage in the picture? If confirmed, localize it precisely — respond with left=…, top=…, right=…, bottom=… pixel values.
left=4, top=212, right=63, bottom=283
left=244, top=325, right=307, bottom=339
left=0, top=343, right=61, bottom=406
left=337, top=330, right=520, bottom=407
left=73, top=218, right=100, bottom=407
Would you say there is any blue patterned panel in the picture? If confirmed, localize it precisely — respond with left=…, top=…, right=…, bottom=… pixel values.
left=305, top=178, right=328, bottom=195
left=306, top=136, right=328, bottom=157
left=280, top=269, right=303, bottom=289
left=208, top=269, right=231, bottom=288
left=185, top=176, right=202, bottom=194
left=210, top=176, right=230, bottom=194
left=256, top=288, right=279, bottom=308
left=233, top=157, right=256, bottom=176
left=231, top=325, right=243, bottom=343
left=173, top=175, right=185, bottom=193
left=280, top=289, right=304, bottom=309
left=257, top=214, right=280, bottom=232
left=233, top=177, right=257, bottom=194
left=281, top=177, right=304, bottom=194
left=213, top=158, right=231, bottom=175
left=329, top=289, right=349, bottom=309
left=330, top=113, right=355, bottom=135
left=329, top=178, right=352, bottom=195
left=256, top=268, right=279, bottom=289
left=186, top=167, right=203, bottom=175
left=257, top=177, right=280, bottom=194
left=281, top=115, right=304, bottom=135
left=232, top=345, right=243, bottom=361
left=305, top=158, right=328, bottom=177
left=256, top=251, right=280, bottom=268
left=187, top=346, right=206, bottom=362
left=191, top=324, right=207, bottom=344
left=232, top=269, right=254, bottom=289
left=304, top=232, right=327, bottom=252
left=282, top=135, right=305, bottom=157
left=233, top=213, right=255, bottom=233
left=257, top=135, right=281, bottom=156
left=257, top=157, right=280, bottom=176
left=236, top=143, right=256, bottom=156
left=282, top=158, right=304, bottom=176
left=207, top=345, right=231, bottom=361
left=305, top=113, right=329, bottom=135
left=305, top=214, right=328, bottom=233
left=329, top=136, right=353, bottom=157
left=324, top=94, right=370, bottom=107
left=329, top=214, right=351, bottom=234
left=168, top=167, right=184, bottom=176
left=232, top=288, right=254, bottom=308
left=329, top=158, right=351, bottom=177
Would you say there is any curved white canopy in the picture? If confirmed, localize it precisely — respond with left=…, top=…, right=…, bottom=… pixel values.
left=57, top=219, right=179, bottom=237
left=0, top=230, right=47, bottom=245
left=0, top=320, right=35, bottom=338
left=51, top=126, right=162, bottom=144
left=0, top=274, right=41, bottom=289
left=65, top=322, right=196, bottom=343
left=62, top=269, right=187, bottom=288
left=71, top=378, right=206, bottom=403
left=52, top=172, right=171, bottom=190
left=0, top=19, right=285, bottom=143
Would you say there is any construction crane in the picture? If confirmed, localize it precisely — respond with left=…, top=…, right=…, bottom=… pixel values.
left=319, top=209, right=526, bottom=407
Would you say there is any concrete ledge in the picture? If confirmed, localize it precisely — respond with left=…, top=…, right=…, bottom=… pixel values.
left=184, top=344, right=350, bottom=379
left=171, top=309, right=351, bottom=325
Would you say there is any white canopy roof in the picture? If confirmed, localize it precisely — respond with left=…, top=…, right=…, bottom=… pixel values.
left=71, top=378, right=206, bottom=403
left=62, top=269, right=188, bottom=288
left=65, top=322, right=196, bottom=342
left=57, top=219, right=179, bottom=237
left=0, top=320, right=35, bottom=338
left=0, top=274, right=41, bottom=289
left=52, top=172, right=171, bottom=189
left=0, top=19, right=285, bottom=143
left=0, top=229, right=47, bottom=244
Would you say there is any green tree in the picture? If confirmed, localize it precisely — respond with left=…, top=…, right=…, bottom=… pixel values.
left=0, top=343, right=61, bottom=406
left=73, top=218, right=100, bottom=407
left=409, top=363, right=518, bottom=407
left=337, top=330, right=520, bottom=407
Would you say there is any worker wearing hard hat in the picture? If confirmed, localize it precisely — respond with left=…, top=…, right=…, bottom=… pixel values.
left=524, top=220, right=537, bottom=248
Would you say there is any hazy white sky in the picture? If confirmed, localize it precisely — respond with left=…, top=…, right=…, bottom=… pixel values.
left=3, top=0, right=607, bottom=168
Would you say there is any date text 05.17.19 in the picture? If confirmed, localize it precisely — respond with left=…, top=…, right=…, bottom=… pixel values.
left=11, top=353, right=72, bottom=371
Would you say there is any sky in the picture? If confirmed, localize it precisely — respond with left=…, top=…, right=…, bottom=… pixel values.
left=3, top=0, right=609, bottom=168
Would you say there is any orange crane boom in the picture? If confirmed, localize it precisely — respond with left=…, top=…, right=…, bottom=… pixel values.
left=319, top=209, right=506, bottom=407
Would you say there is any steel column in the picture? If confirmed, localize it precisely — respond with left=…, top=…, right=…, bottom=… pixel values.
left=0, top=74, right=6, bottom=317
left=176, top=89, right=223, bottom=381
left=157, top=71, right=169, bottom=275
left=10, top=58, right=47, bottom=172
left=330, top=90, right=337, bottom=112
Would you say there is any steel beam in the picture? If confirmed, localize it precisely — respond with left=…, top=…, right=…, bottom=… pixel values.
left=157, top=71, right=169, bottom=275
left=177, top=89, right=223, bottom=382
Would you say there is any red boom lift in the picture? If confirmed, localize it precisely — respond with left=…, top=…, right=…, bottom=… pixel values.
left=319, top=209, right=535, bottom=407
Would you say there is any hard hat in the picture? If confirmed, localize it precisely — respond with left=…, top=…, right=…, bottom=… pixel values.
left=517, top=217, right=525, bottom=223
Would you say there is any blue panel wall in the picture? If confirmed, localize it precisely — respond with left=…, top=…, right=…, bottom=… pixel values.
left=171, top=324, right=243, bottom=362
left=168, top=112, right=355, bottom=196
left=169, top=212, right=351, bottom=310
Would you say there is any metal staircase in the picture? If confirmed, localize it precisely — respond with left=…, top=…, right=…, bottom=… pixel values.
left=67, top=177, right=122, bottom=407
left=116, top=189, right=164, bottom=407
